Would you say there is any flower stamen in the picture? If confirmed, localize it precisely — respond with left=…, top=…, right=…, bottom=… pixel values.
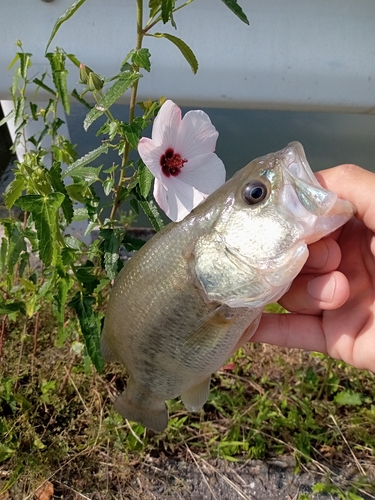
left=160, top=148, right=187, bottom=177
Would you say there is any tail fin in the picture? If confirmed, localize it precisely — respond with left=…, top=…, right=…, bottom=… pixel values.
left=114, top=390, right=168, bottom=433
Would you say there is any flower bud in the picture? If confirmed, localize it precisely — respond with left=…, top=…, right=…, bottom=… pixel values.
left=79, top=63, right=94, bottom=85
left=87, top=71, right=104, bottom=92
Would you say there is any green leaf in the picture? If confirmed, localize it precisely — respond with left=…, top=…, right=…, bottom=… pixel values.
left=0, top=443, right=16, bottom=463
left=64, top=143, right=108, bottom=177
left=15, top=193, right=65, bottom=266
left=103, top=178, right=114, bottom=196
left=148, top=0, right=161, bottom=18
left=132, top=48, right=151, bottom=72
left=152, top=33, right=198, bottom=74
left=69, top=166, right=102, bottom=186
left=54, top=69, right=71, bottom=114
left=99, top=228, right=122, bottom=280
left=18, top=52, right=32, bottom=79
left=55, top=275, right=73, bottom=346
left=220, top=0, right=249, bottom=25
left=138, top=197, right=164, bottom=231
left=161, top=0, right=174, bottom=23
left=66, top=53, right=81, bottom=67
left=48, top=162, right=74, bottom=224
left=83, top=71, right=142, bottom=130
left=14, top=96, right=25, bottom=126
left=46, top=51, right=70, bottom=114
left=0, top=300, right=25, bottom=315
left=33, top=77, right=58, bottom=97
left=138, top=162, right=154, bottom=198
left=45, top=0, right=87, bottom=53
left=121, top=117, right=147, bottom=149
left=71, top=88, right=93, bottom=110
left=334, top=390, right=363, bottom=406
left=68, top=292, right=104, bottom=372
left=2, top=221, right=27, bottom=271
left=4, top=176, right=26, bottom=209
left=0, top=109, right=15, bottom=127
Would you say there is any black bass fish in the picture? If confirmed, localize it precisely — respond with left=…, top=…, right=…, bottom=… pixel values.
left=101, top=142, right=355, bottom=432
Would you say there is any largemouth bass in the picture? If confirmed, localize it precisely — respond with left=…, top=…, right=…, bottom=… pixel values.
left=101, top=142, right=355, bottom=432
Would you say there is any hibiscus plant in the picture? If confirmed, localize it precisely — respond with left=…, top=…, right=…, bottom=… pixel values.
left=0, top=0, right=248, bottom=370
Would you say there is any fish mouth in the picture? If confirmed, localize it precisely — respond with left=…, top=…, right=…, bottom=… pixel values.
left=279, top=141, right=355, bottom=219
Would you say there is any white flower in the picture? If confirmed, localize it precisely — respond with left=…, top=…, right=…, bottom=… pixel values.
left=138, top=100, right=226, bottom=222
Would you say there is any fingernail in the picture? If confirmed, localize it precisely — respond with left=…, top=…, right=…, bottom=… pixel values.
left=311, top=240, right=329, bottom=269
left=308, top=274, right=336, bottom=303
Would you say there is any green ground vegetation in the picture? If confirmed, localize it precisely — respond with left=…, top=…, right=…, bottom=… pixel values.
left=1, top=301, right=375, bottom=499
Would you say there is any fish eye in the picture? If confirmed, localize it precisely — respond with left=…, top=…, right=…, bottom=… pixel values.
left=243, top=181, right=268, bottom=205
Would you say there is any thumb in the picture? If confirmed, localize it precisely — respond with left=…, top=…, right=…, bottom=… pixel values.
left=316, top=164, right=375, bottom=232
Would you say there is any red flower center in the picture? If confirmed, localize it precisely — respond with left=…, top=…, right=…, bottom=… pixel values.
left=160, top=148, right=187, bottom=177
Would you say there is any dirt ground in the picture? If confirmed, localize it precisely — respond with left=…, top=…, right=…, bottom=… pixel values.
left=5, top=455, right=370, bottom=500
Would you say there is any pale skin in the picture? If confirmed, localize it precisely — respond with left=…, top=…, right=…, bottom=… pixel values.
left=250, top=164, right=375, bottom=372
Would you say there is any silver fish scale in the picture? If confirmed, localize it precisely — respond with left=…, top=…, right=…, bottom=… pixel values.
left=102, top=142, right=355, bottom=431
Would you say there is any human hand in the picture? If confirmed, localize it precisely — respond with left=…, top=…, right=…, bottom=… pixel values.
left=251, top=164, right=375, bottom=372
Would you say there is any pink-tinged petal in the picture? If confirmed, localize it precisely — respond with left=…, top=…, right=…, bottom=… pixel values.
left=179, top=153, right=226, bottom=195
left=154, top=178, right=205, bottom=222
left=175, top=110, right=219, bottom=158
left=138, top=137, right=165, bottom=181
left=152, top=100, right=181, bottom=147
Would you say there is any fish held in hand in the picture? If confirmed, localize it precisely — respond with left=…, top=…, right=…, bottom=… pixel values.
left=101, top=141, right=355, bottom=432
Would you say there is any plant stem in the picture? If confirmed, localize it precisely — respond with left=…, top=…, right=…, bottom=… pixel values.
left=109, top=0, right=144, bottom=221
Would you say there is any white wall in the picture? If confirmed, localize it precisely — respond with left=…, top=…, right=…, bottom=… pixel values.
left=1, top=0, right=375, bottom=112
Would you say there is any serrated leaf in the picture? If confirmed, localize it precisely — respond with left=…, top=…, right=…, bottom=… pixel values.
left=99, top=228, right=122, bottom=280
left=220, top=0, right=249, bottom=24
left=54, top=69, right=70, bottom=115
left=14, top=96, right=25, bottom=126
left=152, top=33, right=198, bottom=74
left=45, top=0, right=87, bottom=53
left=18, top=52, right=32, bottom=79
left=68, top=292, right=104, bottom=372
left=48, top=162, right=74, bottom=223
left=132, top=48, right=151, bottom=72
left=56, top=275, right=73, bottom=346
left=64, top=144, right=108, bottom=177
left=334, top=390, right=363, bottom=406
left=2, top=221, right=27, bottom=270
left=15, top=193, right=65, bottom=266
left=11, top=67, right=21, bottom=99
left=138, top=162, right=154, bottom=198
left=69, top=166, right=102, bottom=186
left=138, top=197, right=164, bottom=231
left=83, top=71, right=142, bottom=130
left=4, top=176, right=26, bottom=209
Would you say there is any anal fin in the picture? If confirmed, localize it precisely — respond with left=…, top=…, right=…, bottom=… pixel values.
left=181, top=376, right=211, bottom=412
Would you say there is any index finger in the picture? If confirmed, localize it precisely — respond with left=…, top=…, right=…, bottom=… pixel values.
left=250, top=312, right=328, bottom=353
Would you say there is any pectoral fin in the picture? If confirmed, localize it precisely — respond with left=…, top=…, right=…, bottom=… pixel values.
left=182, top=304, right=235, bottom=357
left=181, top=376, right=211, bottom=411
